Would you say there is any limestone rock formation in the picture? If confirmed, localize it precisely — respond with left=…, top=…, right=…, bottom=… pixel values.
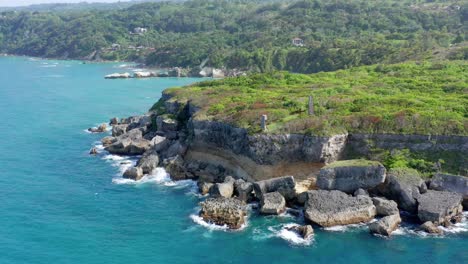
left=372, top=197, right=399, bottom=216
left=234, top=180, right=254, bottom=202
left=260, top=192, right=286, bottom=215
left=304, top=190, right=376, bottom=227
left=316, top=160, right=386, bottom=193
left=417, top=190, right=463, bottom=225
left=254, top=176, right=296, bottom=200
left=420, top=221, right=442, bottom=234
left=286, top=225, right=314, bottom=239
left=112, top=124, right=128, bottom=137
left=105, top=129, right=151, bottom=155
left=137, top=150, right=159, bottom=174
left=123, top=167, right=143, bottom=181
left=369, top=214, right=401, bottom=236
left=210, top=181, right=234, bottom=198
left=430, top=173, right=468, bottom=208
left=101, top=136, right=116, bottom=147
left=199, top=197, right=246, bottom=229
left=88, top=123, right=107, bottom=133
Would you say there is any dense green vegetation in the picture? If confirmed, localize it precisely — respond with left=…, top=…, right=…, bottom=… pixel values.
left=161, top=61, right=467, bottom=136
left=0, top=0, right=466, bottom=73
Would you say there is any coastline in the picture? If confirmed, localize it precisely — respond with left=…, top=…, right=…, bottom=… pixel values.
left=87, top=90, right=468, bottom=239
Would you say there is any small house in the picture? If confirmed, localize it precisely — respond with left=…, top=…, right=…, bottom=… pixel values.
left=111, top=43, right=121, bottom=51
left=133, top=27, right=148, bottom=34
left=292, top=37, right=304, bottom=47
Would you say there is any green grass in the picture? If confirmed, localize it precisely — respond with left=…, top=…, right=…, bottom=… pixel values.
left=323, top=159, right=382, bottom=169
left=161, top=61, right=468, bottom=136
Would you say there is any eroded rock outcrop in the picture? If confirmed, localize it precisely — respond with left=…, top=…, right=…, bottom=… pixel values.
left=420, top=221, right=442, bottom=234
left=372, top=197, right=399, bottom=216
left=372, top=168, right=427, bottom=213
left=105, top=128, right=151, bottom=155
left=137, top=149, right=159, bottom=174
left=254, top=176, right=296, bottom=201
left=260, top=192, right=286, bottom=215
left=88, top=123, right=107, bottom=133
left=369, top=214, right=401, bottom=236
left=430, top=173, right=468, bottom=208
left=317, top=160, right=386, bottom=193
left=123, top=167, right=143, bottom=181
left=286, top=225, right=314, bottom=239
left=199, top=197, right=246, bottom=229
left=417, top=190, right=463, bottom=225
left=304, top=190, right=376, bottom=227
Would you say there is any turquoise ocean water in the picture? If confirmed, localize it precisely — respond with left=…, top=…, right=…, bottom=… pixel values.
left=0, top=56, right=466, bottom=264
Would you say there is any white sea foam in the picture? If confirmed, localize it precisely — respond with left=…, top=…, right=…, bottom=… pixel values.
left=276, top=223, right=313, bottom=246
left=189, top=214, right=230, bottom=231
left=323, top=220, right=375, bottom=232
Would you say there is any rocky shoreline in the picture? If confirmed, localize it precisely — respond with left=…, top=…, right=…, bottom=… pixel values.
left=88, top=94, right=467, bottom=239
left=104, top=66, right=246, bottom=79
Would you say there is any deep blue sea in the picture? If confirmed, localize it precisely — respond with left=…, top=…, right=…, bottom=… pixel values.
left=0, top=56, right=467, bottom=264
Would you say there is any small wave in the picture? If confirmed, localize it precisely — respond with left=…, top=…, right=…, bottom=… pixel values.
left=190, top=214, right=230, bottom=231
left=39, top=64, right=57, bottom=68
left=42, top=74, right=64, bottom=78
left=324, top=220, right=375, bottom=232
left=276, top=223, right=313, bottom=246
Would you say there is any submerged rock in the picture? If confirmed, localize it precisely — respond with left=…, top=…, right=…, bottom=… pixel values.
left=417, top=190, right=463, bottom=225
left=89, top=147, right=98, bottom=155
left=373, top=168, right=427, bottom=213
left=372, top=197, right=399, bottom=216
left=88, top=123, right=107, bottom=133
left=123, top=167, right=143, bottom=181
left=369, top=214, right=401, bottom=236
left=304, top=190, right=376, bottom=227
left=420, top=221, right=443, bottom=234
left=254, top=176, right=296, bottom=200
left=199, top=197, right=246, bottom=229
left=317, top=159, right=386, bottom=193
left=286, top=225, right=314, bottom=239
left=260, top=192, right=286, bottom=215
left=430, top=173, right=468, bottom=208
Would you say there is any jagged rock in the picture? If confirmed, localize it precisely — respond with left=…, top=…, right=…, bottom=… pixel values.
left=210, top=181, right=234, bottom=198
left=105, top=129, right=151, bottom=155
left=136, top=150, right=159, bottom=174
left=105, top=72, right=131, bottom=79
left=89, top=147, right=98, bottom=155
left=417, top=190, right=463, bottom=225
left=372, top=168, right=427, bottom=213
left=296, top=192, right=309, bottom=205
left=224, top=176, right=236, bottom=183
left=127, top=115, right=151, bottom=131
left=254, top=176, right=296, bottom=200
left=286, top=225, right=314, bottom=239
left=430, top=173, right=468, bottom=208
left=354, top=188, right=369, bottom=197
left=156, top=116, right=179, bottom=132
left=163, top=140, right=185, bottom=159
left=420, top=221, right=443, bottom=234
left=112, top=124, right=128, bottom=137
left=369, top=214, right=401, bottom=236
left=317, top=160, right=386, bottom=193
left=109, top=117, right=119, bottom=125
left=372, top=197, right=399, bottom=216
left=88, top=123, right=107, bottom=133
left=164, top=155, right=188, bottom=180
left=199, top=197, right=246, bottom=229
left=304, top=190, right=376, bottom=227
left=123, top=167, right=143, bottom=181
left=260, top=192, right=286, bottom=215
left=151, top=136, right=170, bottom=152
left=198, top=181, right=214, bottom=195
left=234, top=180, right=254, bottom=202
left=101, top=136, right=116, bottom=147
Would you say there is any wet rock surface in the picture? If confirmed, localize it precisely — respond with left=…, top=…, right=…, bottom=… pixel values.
left=369, top=214, right=401, bottom=236
left=417, top=190, right=463, bottom=225
left=260, top=192, right=286, bottom=215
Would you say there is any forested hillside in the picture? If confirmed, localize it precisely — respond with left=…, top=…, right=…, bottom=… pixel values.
left=0, top=0, right=466, bottom=73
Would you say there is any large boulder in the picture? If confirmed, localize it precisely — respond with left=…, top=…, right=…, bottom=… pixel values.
left=317, top=160, right=386, bottom=193
left=417, top=190, right=463, bottom=225
left=304, top=190, right=376, bottom=227
left=105, top=129, right=151, bottom=155
left=198, top=181, right=214, bottom=195
left=164, top=155, right=189, bottom=180
left=101, top=136, right=117, bottom=147
left=372, top=197, right=399, bottom=216
left=430, top=173, right=468, bottom=208
left=234, top=180, right=254, bottom=202
left=420, top=221, right=443, bottom=234
left=151, top=136, right=170, bottom=152
left=210, top=181, right=234, bottom=198
left=372, top=168, right=427, bottom=213
left=136, top=150, right=159, bottom=174
left=123, top=167, right=143, bottom=181
left=254, top=176, right=296, bottom=200
left=156, top=116, right=179, bottom=132
left=260, top=192, right=286, bottom=215
left=112, top=124, right=128, bottom=137
left=369, top=214, right=401, bottom=236
left=199, top=197, right=246, bottom=229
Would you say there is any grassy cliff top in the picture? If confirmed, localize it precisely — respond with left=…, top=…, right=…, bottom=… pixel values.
left=159, top=61, right=467, bottom=136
